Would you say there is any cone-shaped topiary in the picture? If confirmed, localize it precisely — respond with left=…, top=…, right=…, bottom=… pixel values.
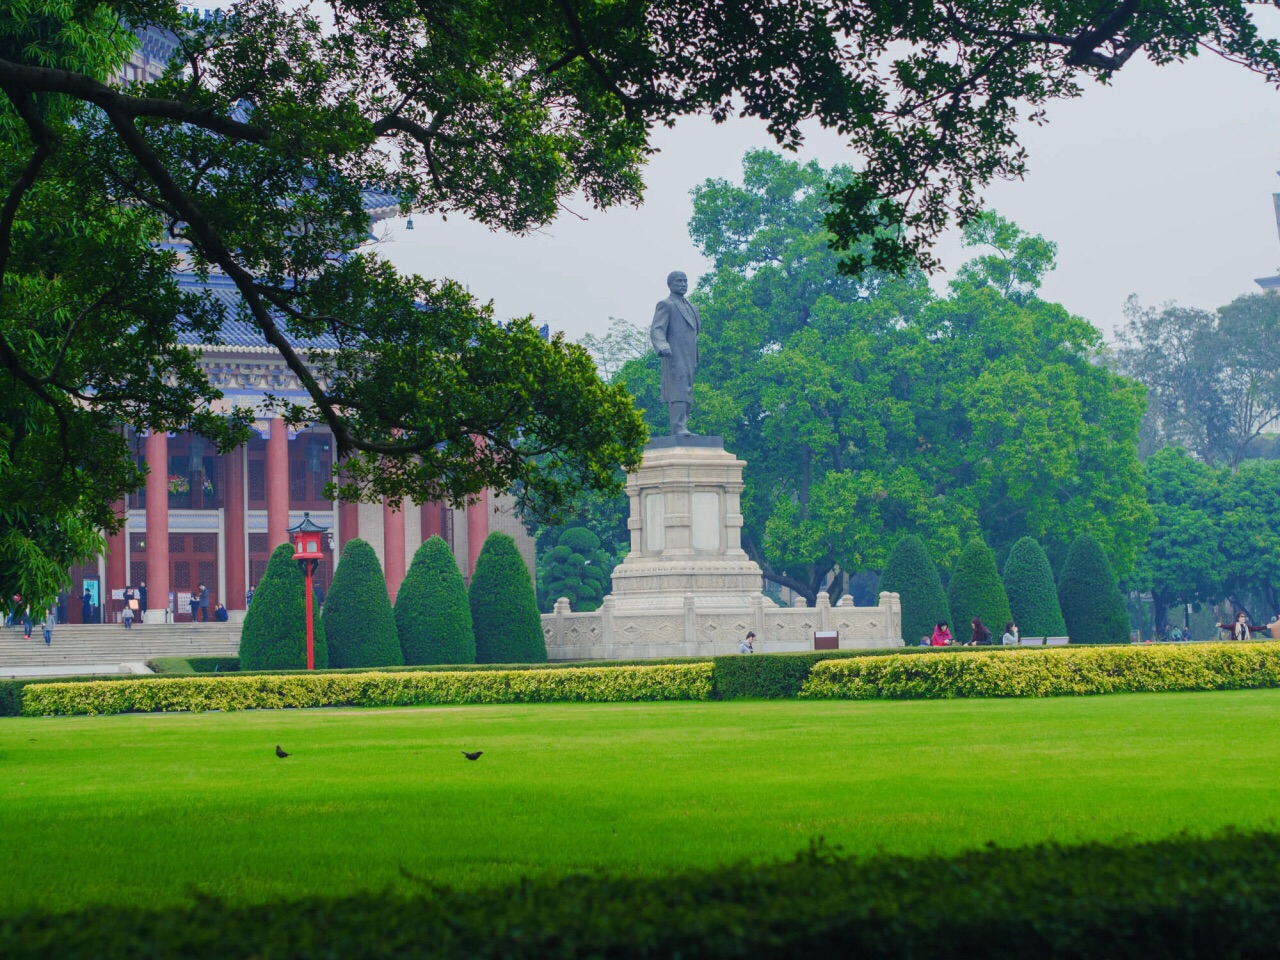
left=1058, top=533, right=1130, bottom=644
left=1002, top=537, right=1068, bottom=639
left=539, top=526, right=611, bottom=612
left=397, top=536, right=476, bottom=665
left=322, top=538, right=403, bottom=668
left=879, top=535, right=952, bottom=645
left=470, top=531, right=546, bottom=664
left=947, top=538, right=1013, bottom=642
left=239, top=542, right=329, bottom=670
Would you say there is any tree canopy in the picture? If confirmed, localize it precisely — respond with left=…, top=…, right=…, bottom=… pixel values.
left=618, top=152, right=1149, bottom=603
left=5, top=0, right=1273, bottom=608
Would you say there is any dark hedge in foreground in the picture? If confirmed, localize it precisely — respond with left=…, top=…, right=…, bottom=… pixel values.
left=4, top=832, right=1280, bottom=958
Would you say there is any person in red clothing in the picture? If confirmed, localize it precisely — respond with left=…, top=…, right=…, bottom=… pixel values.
left=930, top=620, right=953, bottom=646
left=1217, top=610, right=1267, bottom=642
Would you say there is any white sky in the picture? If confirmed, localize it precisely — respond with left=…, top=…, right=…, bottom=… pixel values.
left=376, top=47, right=1280, bottom=344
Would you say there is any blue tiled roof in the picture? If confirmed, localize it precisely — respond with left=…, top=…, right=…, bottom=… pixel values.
left=175, top=272, right=340, bottom=350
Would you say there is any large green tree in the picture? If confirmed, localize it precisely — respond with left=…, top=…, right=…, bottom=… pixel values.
left=5, top=0, right=1276, bottom=612
left=1134, top=448, right=1226, bottom=634
left=878, top=535, right=950, bottom=646
left=625, top=152, right=1150, bottom=603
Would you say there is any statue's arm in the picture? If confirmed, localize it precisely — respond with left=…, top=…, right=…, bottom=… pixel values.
left=651, top=301, right=672, bottom=357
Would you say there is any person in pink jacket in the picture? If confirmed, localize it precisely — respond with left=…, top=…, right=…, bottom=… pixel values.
left=931, top=621, right=953, bottom=646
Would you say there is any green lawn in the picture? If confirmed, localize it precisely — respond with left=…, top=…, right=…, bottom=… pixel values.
left=3, top=690, right=1280, bottom=914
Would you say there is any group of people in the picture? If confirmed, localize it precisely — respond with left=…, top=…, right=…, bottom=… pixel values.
left=927, top=617, right=1021, bottom=647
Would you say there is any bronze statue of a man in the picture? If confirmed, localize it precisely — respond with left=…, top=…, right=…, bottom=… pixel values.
left=650, top=270, right=699, bottom=436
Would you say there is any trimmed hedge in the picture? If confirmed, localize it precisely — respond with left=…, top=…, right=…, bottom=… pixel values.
left=878, top=535, right=951, bottom=646
left=539, top=526, right=611, bottom=612
left=239, top=543, right=329, bottom=670
left=471, top=532, right=546, bottom=664
left=5, top=831, right=1280, bottom=958
left=396, top=536, right=476, bottom=665
left=1001, top=537, right=1067, bottom=638
left=147, top=657, right=240, bottom=675
left=800, top=642, right=1280, bottom=700
left=947, top=538, right=1012, bottom=640
left=20, top=663, right=714, bottom=716
left=1058, top=533, right=1129, bottom=645
left=323, top=538, right=404, bottom=669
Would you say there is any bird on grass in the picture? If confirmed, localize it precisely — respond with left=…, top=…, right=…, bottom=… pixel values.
left=462, top=751, right=483, bottom=761
left=275, top=745, right=290, bottom=759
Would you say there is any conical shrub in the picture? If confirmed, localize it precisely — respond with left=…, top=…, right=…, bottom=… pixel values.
left=239, top=542, right=329, bottom=670
left=1002, top=537, right=1067, bottom=639
left=470, top=532, right=546, bottom=664
left=879, top=535, right=951, bottom=646
left=322, top=538, right=403, bottom=668
left=397, top=536, right=475, bottom=665
left=1058, top=533, right=1129, bottom=644
left=947, top=539, right=1012, bottom=641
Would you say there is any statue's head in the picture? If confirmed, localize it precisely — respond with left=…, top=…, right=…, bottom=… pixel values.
left=666, top=271, right=688, bottom=296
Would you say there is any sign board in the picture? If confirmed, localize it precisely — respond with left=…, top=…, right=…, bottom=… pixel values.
left=111, top=589, right=125, bottom=600
left=814, top=630, right=839, bottom=651
left=177, top=592, right=192, bottom=612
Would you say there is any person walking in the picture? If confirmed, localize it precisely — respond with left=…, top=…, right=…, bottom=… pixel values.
left=42, top=607, right=55, bottom=645
left=930, top=620, right=953, bottom=646
left=122, top=588, right=135, bottom=630
left=22, top=607, right=32, bottom=639
left=138, top=580, right=148, bottom=617
left=738, top=631, right=755, bottom=654
left=6, top=594, right=19, bottom=627
left=1002, top=621, right=1019, bottom=646
left=967, top=617, right=992, bottom=646
left=196, top=583, right=210, bottom=623
left=81, top=588, right=93, bottom=624
left=56, top=590, right=68, bottom=625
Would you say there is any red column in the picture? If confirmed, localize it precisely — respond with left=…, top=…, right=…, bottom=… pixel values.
left=224, top=444, right=247, bottom=611
left=421, top=501, right=442, bottom=543
left=466, top=490, right=489, bottom=578
left=105, top=499, right=127, bottom=622
left=383, top=498, right=406, bottom=603
left=144, top=431, right=170, bottom=623
left=338, top=462, right=359, bottom=550
left=266, top=417, right=289, bottom=552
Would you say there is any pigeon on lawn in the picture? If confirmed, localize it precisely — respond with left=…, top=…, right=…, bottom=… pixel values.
left=275, top=745, right=290, bottom=759
left=462, top=751, right=483, bottom=761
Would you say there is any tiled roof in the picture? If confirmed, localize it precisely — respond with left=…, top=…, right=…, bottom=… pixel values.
left=175, top=272, right=340, bottom=351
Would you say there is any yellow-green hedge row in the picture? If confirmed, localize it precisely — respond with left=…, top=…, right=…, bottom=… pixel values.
left=800, top=642, right=1280, bottom=700
left=21, top=663, right=714, bottom=716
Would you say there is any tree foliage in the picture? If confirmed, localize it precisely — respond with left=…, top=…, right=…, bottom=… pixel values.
left=239, top=542, right=329, bottom=670
left=1112, top=293, right=1280, bottom=468
left=470, top=533, right=546, bottom=664
left=5, top=0, right=1276, bottom=603
left=1001, top=537, right=1067, bottom=638
left=878, top=535, right=951, bottom=646
left=396, top=536, right=476, bottom=665
left=322, top=538, right=403, bottom=668
left=1057, top=533, right=1129, bottom=645
left=947, top=540, right=1012, bottom=639
left=538, top=527, right=612, bottom=613
left=622, top=152, right=1150, bottom=603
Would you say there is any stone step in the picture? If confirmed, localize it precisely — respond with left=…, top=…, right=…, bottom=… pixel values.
left=0, top=624, right=240, bottom=667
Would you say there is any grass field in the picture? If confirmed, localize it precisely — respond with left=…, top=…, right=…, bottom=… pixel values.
left=3, top=690, right=1280, bottom=914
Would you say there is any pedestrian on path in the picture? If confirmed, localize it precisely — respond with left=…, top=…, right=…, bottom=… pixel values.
left=138, top=580, right=148, bottom=616
left=42, top=608, right=54, bottom=645
left=122, top=596, right=134, bottom=629
left=22, top=608, right=32, bottom=639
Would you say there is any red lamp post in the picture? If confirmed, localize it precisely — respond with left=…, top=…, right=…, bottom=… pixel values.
left=288, top=512, right=329, bottom=671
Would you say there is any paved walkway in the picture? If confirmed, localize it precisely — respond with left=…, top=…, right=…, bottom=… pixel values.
left=1, top=662, right=154, bottom=679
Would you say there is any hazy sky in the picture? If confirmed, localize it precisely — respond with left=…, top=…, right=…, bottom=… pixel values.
left=378, top=46, right=1280, bottom=344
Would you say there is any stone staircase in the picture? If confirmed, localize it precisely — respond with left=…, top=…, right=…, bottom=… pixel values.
left=0, top=622, right=240, bottom=671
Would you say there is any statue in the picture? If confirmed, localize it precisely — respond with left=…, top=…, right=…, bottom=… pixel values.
left=650, top=270, right=699, bottom=436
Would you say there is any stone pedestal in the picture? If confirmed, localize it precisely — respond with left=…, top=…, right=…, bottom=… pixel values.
left=610, top=436, right=766, bottom=609
left=540, top=436, right=904, bottom=658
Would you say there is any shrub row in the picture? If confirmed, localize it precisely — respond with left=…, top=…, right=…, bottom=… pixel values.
left=20, top=663, right=714, bottom=716
left=801, top=642, right=1280, bottom=700
left=5, top=831, right=1280, bottom=959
